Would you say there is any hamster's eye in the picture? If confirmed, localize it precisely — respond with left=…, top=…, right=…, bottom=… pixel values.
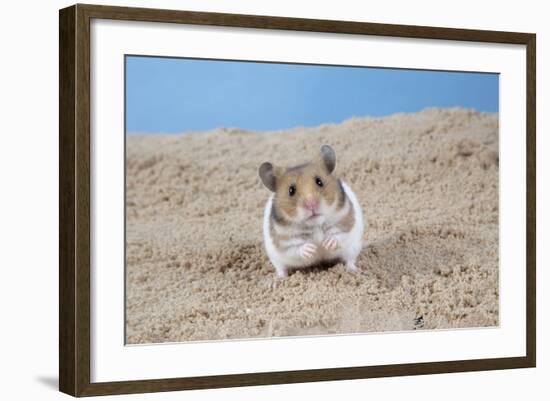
left=289, top=185, right=296, bottom=197
left=315, top=177, right=324, bottom=187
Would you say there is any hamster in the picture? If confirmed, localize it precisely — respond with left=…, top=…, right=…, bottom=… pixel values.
left=258, top=145, right=365, bottom=278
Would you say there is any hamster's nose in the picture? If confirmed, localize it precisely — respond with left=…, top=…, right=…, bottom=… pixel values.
left=304, top=198, right=319, bottom=212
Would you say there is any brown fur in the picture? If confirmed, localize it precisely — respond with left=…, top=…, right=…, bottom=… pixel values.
left=270, top=202, right=291, bottom=226
left=272, top=160, right=341, bottom=219
left=336, top=201, right=355, bottom=232
left=269, top=219, right=288, bottom=249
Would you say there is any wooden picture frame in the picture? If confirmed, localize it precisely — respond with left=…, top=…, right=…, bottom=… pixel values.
left=59, top=3, right=536, bottom=397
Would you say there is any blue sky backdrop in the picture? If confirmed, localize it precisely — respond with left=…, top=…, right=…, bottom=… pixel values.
left=126, top=56, right=499, bottom=134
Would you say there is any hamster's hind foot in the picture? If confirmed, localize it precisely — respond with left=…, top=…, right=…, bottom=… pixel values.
left=275, top=267, right=288, bottom=278
left=345, top=261, right=360, bottom=274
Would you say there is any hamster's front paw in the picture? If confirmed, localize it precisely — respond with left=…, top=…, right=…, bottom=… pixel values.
left=299, top=243, right=318, bottom=259
left=321, top=236, right=339, bottom=251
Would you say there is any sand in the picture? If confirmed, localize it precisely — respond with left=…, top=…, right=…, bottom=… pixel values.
left=125, top=108, right=499, bottom=344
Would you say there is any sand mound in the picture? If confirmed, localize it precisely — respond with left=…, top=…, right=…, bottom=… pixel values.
left=125, top=108, right=499, bottom=344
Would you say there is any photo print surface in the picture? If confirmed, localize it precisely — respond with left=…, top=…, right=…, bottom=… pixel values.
left=125, top=56, right=499, bottom=344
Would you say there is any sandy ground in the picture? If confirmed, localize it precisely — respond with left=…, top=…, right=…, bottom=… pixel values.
left=125, top=108, right=499, bottom=344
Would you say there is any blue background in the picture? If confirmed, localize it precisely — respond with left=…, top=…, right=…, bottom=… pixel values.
left=126, top=56, right=499, bottom=133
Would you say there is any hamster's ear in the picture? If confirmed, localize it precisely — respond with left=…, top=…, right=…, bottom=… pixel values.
left=320, top=145, right=336, bottom=174
left=259, top=162, right=277, bottom=192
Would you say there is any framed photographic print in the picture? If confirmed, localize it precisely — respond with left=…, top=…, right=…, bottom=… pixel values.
left=59, top=3, right=536, bottom=397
